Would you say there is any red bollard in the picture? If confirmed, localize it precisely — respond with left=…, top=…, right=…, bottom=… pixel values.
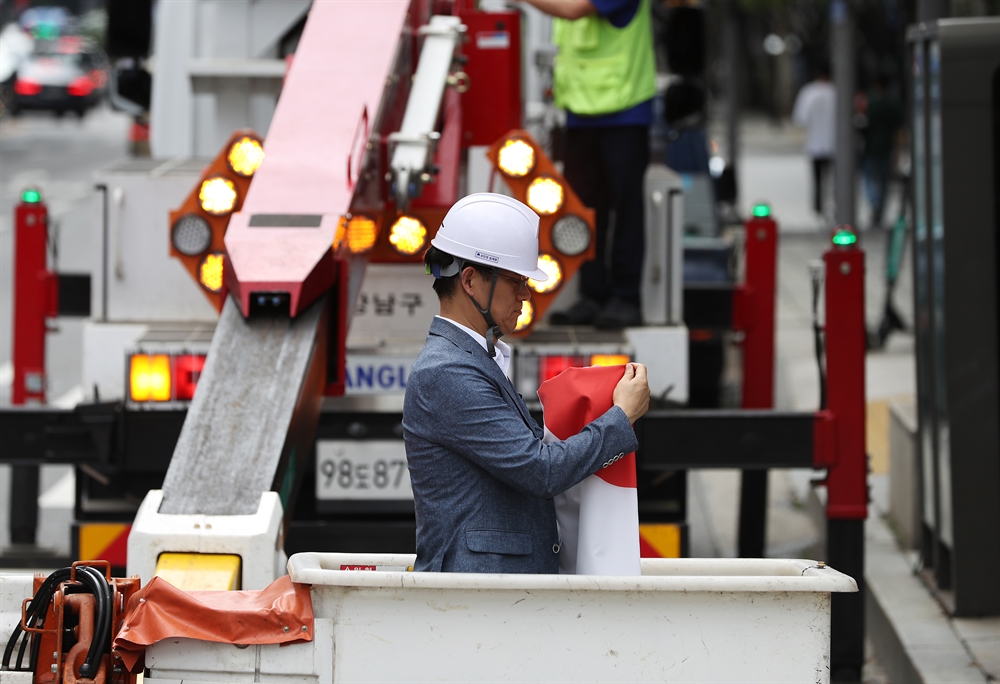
left=12, top=188, right=56, bottom=405
left=823, top=225, right=867, bottom=521
left=738, top=206, right=778, bottom=410
left=821, top=224, right=867, bottom=678
left=733, top=203, right=779, bottom=559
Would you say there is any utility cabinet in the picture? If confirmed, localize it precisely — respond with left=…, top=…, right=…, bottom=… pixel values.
left=908, top=17, right=1000, bottom=616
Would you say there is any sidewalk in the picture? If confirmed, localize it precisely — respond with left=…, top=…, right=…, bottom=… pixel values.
left=687, top=114, right=999, bottom=683
left=717, top=116, right=905, bottom=233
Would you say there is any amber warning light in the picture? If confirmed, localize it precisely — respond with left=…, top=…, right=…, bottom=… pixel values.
left=486, top=130, right=596, bottom=334
left=129, top=353, right=207, bottom=403
left=227, top=136, right=265, bottom=176
left=529, top=254, right=562, bottom=294
left=168, top=129, right=262, bottom=312
left=515, top=301, right=534, bottom=332
left=497, top=138, right=535, bottom=177
left=389, top=216, right=427, bottom=255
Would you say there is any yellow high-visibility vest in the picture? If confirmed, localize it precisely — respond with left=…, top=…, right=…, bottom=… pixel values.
left=553, top=0, right=657, bottom=117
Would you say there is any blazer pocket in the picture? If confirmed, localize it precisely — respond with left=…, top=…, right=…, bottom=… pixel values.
left=466, top=529, right=532, bottom=556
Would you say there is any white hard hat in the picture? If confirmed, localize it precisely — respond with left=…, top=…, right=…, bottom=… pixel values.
left=431, top=193, right=548, bottom=281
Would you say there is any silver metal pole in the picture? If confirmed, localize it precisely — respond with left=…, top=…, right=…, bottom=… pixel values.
left=831, top=0, right=855, bottom=227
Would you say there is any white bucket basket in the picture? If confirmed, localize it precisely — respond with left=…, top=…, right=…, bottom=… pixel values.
left=142, top=553, right=856, bottom=683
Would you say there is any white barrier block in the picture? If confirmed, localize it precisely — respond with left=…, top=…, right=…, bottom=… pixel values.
left=127, top=490, right=283, bottom=589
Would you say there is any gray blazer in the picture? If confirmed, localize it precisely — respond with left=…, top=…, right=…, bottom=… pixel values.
left=402, top=317, right=638, bottom=574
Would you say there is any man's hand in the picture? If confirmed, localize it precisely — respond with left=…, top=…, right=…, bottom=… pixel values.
left=613, top=363, right=650, bottom=424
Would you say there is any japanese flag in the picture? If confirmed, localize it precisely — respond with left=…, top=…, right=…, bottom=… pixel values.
left=539, top=365, right=640, bottom=576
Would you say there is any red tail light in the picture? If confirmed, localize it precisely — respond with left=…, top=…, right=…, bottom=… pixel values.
left=67, top=76, right=94, bottom=97
left=539, top=355, right=588, bottom=384
left=174, top=354, right=207, bottom=400
left=14, top=79, right=42, bottom=96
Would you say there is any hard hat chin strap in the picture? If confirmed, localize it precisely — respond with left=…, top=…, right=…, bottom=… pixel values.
left=467, top=268, right=502, bottom=358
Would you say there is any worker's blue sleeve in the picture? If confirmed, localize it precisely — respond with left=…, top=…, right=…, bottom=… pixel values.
left=590, top=0, right=641, bottom=28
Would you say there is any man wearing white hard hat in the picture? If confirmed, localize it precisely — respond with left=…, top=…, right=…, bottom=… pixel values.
left=402, top=193, right=650, bottom=574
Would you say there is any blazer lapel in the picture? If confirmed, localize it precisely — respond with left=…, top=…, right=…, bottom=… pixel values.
left=480, top=346, right=541, bottom=437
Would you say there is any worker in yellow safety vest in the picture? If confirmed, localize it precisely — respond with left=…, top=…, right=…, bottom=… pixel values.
left=520, top=0, right=656, bottom=329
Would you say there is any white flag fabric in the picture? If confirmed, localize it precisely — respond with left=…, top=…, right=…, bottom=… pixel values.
left=539, top=365, right=640, bottom=576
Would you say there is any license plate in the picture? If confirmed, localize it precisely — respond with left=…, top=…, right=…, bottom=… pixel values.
left=315, top=440, right=413, bottom=501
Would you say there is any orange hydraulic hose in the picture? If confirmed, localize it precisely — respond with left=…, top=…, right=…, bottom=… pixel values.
left=61, top=593, right=105, bottom=684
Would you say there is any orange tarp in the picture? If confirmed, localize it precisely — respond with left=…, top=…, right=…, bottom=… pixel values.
left=113, top=575, right=314, bottom=673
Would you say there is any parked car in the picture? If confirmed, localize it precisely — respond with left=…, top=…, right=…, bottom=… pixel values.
left=0, top=22, right=35, bottom=116
left=10, top=36, right=107, bottom=117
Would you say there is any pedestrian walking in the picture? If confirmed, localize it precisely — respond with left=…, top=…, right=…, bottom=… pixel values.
left=859, top=75, right=903, bottom=228
left=792, top=64, right=837, bottom=218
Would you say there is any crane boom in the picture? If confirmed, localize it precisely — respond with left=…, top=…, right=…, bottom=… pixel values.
left=158, top=296, right=327, bottom=516
left=160, top=1, right=414, bottom=520
left=225, top=0, right=411, bottom=318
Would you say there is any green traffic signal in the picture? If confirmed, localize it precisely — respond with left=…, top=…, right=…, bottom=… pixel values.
left=34, top=23, right=58, bottom=40
left=832, top=229, right=857, bottom=246
left=752, top=204, right=771, bottom=218
left=21, top=189, right=41, bottom=204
